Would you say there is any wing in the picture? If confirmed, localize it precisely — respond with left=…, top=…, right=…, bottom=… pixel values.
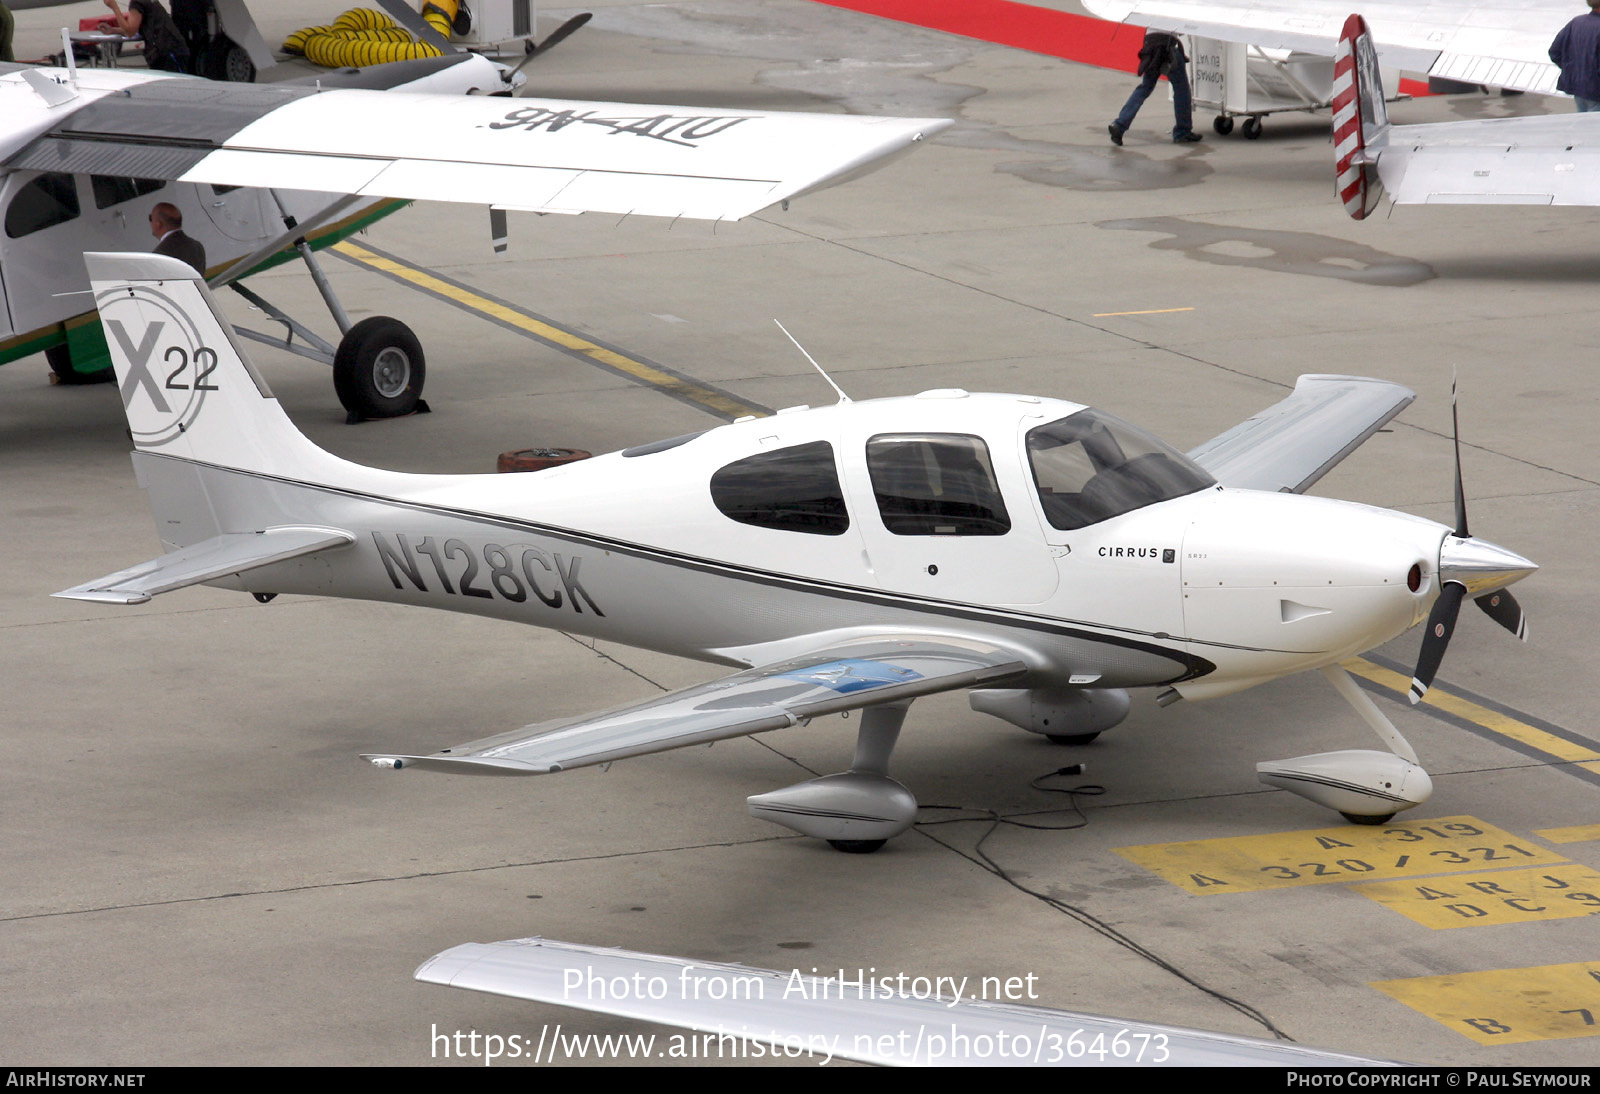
left=52, top=527, right=354, bottom=604
left=416, top=937, right=1396, bottom=1066
left=2, top=72, right=949, bottom=221
left=1186, top=374, right=1414, bottom=494
left=363, top=636, right=1027, bottom=775
left=1371, top=113, right=1600, bottom=206
left=1081, top=0, right=1566, bottom=94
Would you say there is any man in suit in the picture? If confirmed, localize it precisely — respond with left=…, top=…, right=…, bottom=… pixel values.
left=149, top=202, right=206, bottom=274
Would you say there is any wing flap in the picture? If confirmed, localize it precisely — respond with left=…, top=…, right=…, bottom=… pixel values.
left=416, top=937, right=1394, bottom=1066
left=53, top=526, right=353, bottom=605
left=1187, top=374, right=1414, bottom=495
left=364, top=636, right=1027, bottom=775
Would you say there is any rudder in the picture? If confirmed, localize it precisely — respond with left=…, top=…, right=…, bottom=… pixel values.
left=1332, top=15, right=1389, bottom=220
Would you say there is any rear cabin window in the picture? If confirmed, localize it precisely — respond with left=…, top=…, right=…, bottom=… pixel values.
left=5, top=174, right=80, bottom=238
left=1027, top=409, right=1214, bottom=530
left=866, top=433, right=1010, bottom=536
left=710, top=441, right=849, bottom=535
left=91, top=176, right=167, bottom=210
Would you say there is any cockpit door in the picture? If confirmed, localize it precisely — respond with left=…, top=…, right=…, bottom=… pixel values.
left=840, top=416, right=1058, bottom=606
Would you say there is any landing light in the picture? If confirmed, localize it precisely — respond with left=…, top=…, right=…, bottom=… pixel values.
left=1406, top=563, right=1422, bottom=592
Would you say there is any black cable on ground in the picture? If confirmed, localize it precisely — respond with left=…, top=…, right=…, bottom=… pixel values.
left=916, top=768, right=1295, bottom=1042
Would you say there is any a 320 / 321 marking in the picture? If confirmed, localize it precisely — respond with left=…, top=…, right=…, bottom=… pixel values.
left=371, top=532, right=603, bottom=615
left=1116, top=817, right=1568, bottom=894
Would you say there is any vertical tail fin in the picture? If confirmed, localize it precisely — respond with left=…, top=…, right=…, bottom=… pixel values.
left=1333, top=14, right=1389, bottom=220
left=86, top=252, right=337, bottom=480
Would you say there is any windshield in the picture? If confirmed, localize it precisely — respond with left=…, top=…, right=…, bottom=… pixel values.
left=1026, top=409, right=1214, bottom=530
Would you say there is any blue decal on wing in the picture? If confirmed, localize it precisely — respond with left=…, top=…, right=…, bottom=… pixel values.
left=776, top=659, right=925, bottom=694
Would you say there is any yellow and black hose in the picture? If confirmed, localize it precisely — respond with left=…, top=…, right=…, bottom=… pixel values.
left=283, top=4, right=461, bottom=68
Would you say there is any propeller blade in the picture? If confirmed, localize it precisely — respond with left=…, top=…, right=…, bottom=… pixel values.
left=510, top=11, right=593, bottom=86
left=1410, top=581, right=1465, bottom=704
left=1450, top=372, right=1468, bottom=539
left=1475, top=588, right=1528, bottom=641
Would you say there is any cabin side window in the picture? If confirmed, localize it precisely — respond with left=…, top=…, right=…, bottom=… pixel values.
left=5, top=174, right=81, bottom=238
left=866, top=433, right=1011, bottom=536
left=90, top=176, right=168, bottom=211
left=710, top=441, right=850, bottom=535
left=1027, top=409, right=1215, bottom=530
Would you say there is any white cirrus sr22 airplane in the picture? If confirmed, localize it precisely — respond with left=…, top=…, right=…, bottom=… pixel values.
left=59, top=252, right=1536, bottom=851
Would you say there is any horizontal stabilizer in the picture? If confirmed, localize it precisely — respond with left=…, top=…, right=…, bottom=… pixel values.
left=53, top=526, right=353, bottom=604
left=365, top=635, right=1027, bottom=775
left=1187, top=374, right=1414, bottom=494
left=417, top=937, right=1396, bottom=1066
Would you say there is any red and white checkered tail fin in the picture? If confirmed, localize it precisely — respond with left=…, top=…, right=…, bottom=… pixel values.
left=1333, top=14, right=1390, bottom=220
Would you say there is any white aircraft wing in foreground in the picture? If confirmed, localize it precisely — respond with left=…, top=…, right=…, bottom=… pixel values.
left=1081, top=0, right=1569, bottom=94
left=3, top=72, right=949, bottom=222
left=415, top=937, right=1395, bottom=1066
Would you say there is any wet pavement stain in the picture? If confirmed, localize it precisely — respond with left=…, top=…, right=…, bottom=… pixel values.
left=1098, top=216, right=1436, bottom=285
left=943, top=129, right=1214, bottom=192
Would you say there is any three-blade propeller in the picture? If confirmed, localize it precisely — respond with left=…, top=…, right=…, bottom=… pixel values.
left=1408, top=379, right=1533, bottom=703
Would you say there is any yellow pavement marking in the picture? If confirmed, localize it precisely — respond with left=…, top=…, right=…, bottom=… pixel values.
left=1536, top=824, right=1600, bottom=845
left=331, top=241, right=766, bottom=420
left=1372, top=961, right=1600, bottom=1045
left=1344, top=657, right=1600, bottom=774
left=1116, top=816, right=1564, bottom=895
left=1090, top=307, right=1196, bottom=317
left=1354, top=864, right=1600, bottom=929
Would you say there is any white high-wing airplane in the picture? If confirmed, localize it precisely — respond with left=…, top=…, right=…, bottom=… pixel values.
left=1086, top=2, right=1600, bottom=218
left=1082, top=0, right=1570, bottom=94
left=0, top=54, right=945, bottom=416
left=58, top=253, right=1538, bottom=852
left=414, top=937, right=1395, bottom=1066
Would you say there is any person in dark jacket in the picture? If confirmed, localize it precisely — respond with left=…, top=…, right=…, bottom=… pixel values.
left=1109, top=30, right=1201, bottom=144
left=150, top=203, right=207, bottom=275
left=102, top=0, right=191, bottom=73
left=1550, top=0, right=1600, bottom=111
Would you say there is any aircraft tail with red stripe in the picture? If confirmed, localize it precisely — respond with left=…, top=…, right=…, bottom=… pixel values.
left=1332, top=14, right=1390, bottom=220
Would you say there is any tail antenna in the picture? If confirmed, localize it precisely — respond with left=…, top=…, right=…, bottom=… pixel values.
left=774, top=319, right=850, bottom=405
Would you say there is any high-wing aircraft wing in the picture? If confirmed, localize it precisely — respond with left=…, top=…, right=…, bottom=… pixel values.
left=364, top=637, right=1027, bottom=775
left=1080, top=0, right=1568, bottom=94
left=415, top=937, right=1395, bottom=1066
left=3, top=72, right=950, bottom=221
left=1187, top=374, right=1414, bottom=494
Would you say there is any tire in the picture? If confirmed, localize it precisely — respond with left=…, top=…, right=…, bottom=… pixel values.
left=46, top=343, right=113, bottom=385
left=1213, top=115, right=1234, bottom=136
left=828, top=839, right=887, bottom=854
left=1046, top=732, right=1100, bottom=746
left=1341, top=812, right=1395, bottom=826
left=1242, top=116, right=1264, bottom=140
left=203, top=38, right=256, bottom=82
left=333, top=317, right=426, bottom=421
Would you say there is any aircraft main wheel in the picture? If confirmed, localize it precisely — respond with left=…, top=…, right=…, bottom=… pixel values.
left=1341, top=812, right=1395, bottom=826
left=46, top=344, right=112, bottom=385
left=828, top=839, right=887, bottom=854
left=1213, top=115, right=1234, bottom=136
left=1242, top=116, right=1264, bottom=140
left=203, top=37, right=256, bottom=82
left=334, top=317, right=426, bottom=422
left=1046, top=732, right=1100, bottom=746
